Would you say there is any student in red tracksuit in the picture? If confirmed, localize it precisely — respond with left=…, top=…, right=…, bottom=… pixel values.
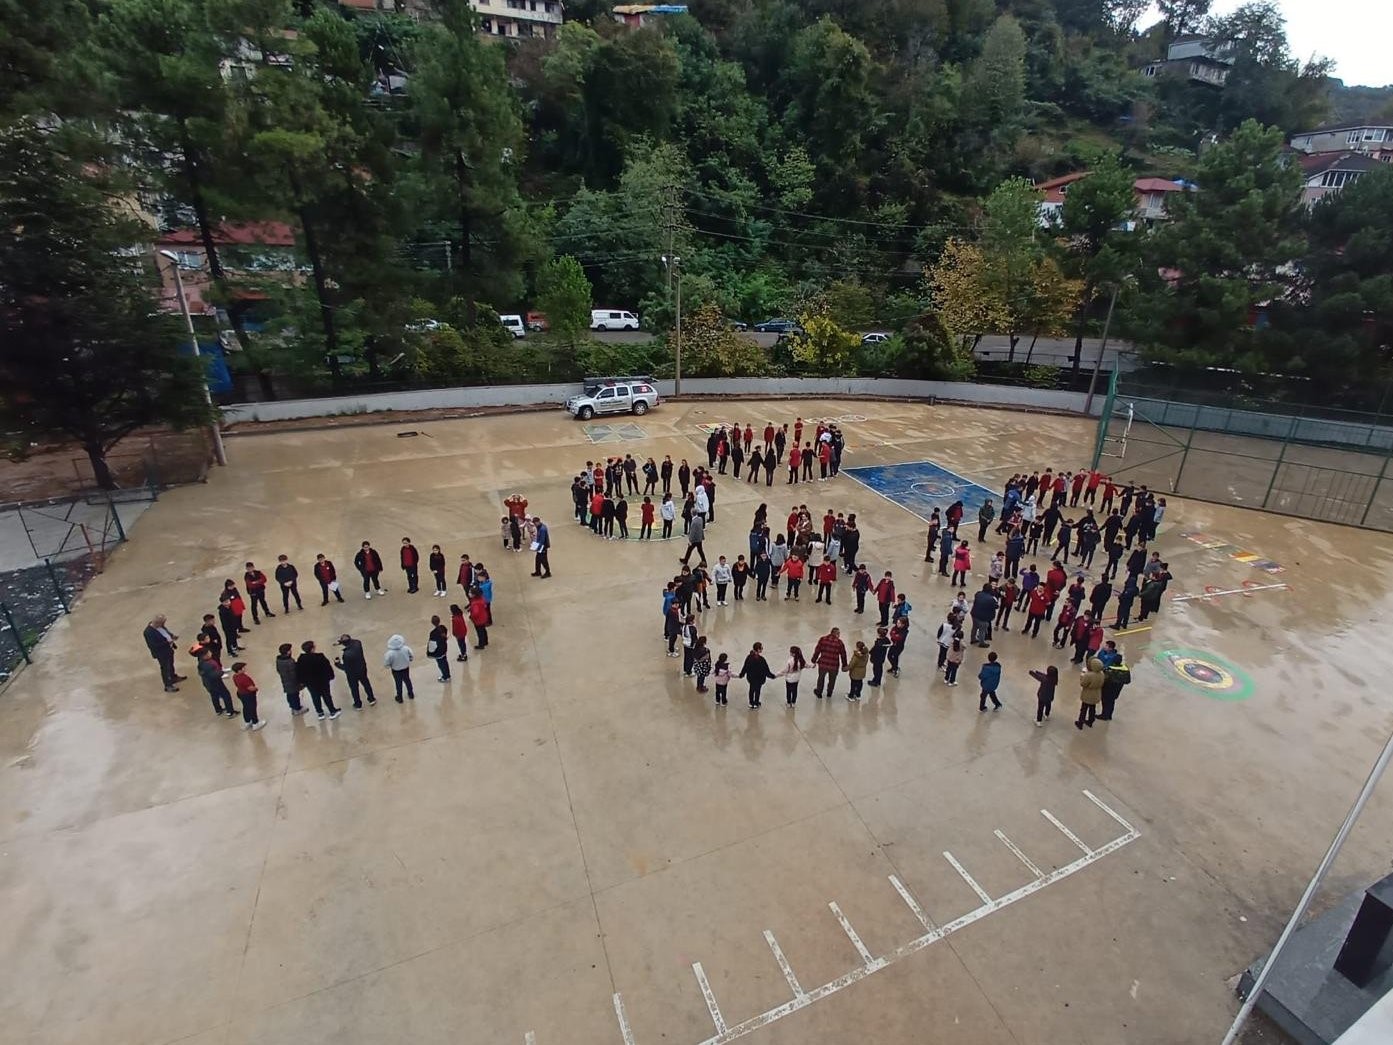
left=313, top=554, right=345, bottom=605
left=589, top=490, right=605, bottom=535
left=468, top=590, right=491, bottom=649
left=815, top=558, right=838, bottom=603
left=822, top=510, right=836, bottom=542
left=640, top=496, right=656, bottom=539
left=1084, top=470, right=1104, bottom=505
left=1025, top=584, right=1050, bottom=637
left=449, top=603, right=470, bottom=660
left=400, top=538, right=421, bottom=593
left=787, top=445, right=801, bottom=484
left=1070, top=471, right=1087, bottom=507
left=875, top=572, right=896, bottom=627
left=818, top=439, right=832, bottom=480
left=793, top=419, right=804, bottom=446
left=456, top=554, right=474, bottom=594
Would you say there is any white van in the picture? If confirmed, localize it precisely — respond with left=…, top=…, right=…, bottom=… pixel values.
left=590, top=309, right=640, bottom=331
left=499, top=314, right=525, bottom=339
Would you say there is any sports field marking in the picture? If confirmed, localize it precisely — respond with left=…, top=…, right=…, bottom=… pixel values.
left=587, top=790, right=1138, bottom=1045
left=1113, top=625, right=1153, bottom=636
left=1172, top=582, right=1290, bottom=603
left=1177, top=531, right=1285, bottom=574
left=842, top=460, right=999, bottom=526
left=994, top=829, right=1045, bottom=878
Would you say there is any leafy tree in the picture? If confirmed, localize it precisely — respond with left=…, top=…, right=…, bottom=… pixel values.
left=783, top=17, right=877, bottom=202
left=0, top=0, right=102, bottom=120
left=410, top=0, right=532, bottom=307
left=1263, top=167, right=1393, bottom=402
left=680, top=304, right=773, bottom=376
left=965, top=15, right=1027, bottom=132
left=1059, top=151, right=1140, bottom=365
left=536, top=255, right=593, bottom=348
left=824, top=280, right=876, bottom=330
left=1157, top=0, right=1212, bottom=40
left=792, top=313, right=861, bottom=376
left=0, top=122, right=212, bottom=488
left=981, top=177, right=1044, bottom=359
left=1207, top=2, right=1331, bottom=133
left=1122, top=120, right=1304, bottom=373
left=927, top=239, right=1005, bottom=351
left=583, top=28, right=681, bottom=184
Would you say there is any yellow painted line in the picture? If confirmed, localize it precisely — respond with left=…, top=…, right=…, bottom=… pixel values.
left=1113, top=626, right=1153, bottom=636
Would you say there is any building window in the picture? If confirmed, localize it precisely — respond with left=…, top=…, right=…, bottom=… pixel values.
left=1320, top=170, right=1362, bottom=188
left=1143, top=64, right=1158, bottom=77
left=506, top=0, right=524, bottom=8
left=480, top=16, right=492, bottom=30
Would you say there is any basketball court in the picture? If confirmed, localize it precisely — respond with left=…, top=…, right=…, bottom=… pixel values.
left=1, top=397, right=1391, bottom=1045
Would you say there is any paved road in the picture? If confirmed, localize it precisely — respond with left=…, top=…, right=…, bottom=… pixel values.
left=590, top=329, right=780, bottom=349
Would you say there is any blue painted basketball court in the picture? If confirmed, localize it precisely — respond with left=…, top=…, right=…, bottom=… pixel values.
left=843, top=460, right=999, bottom=525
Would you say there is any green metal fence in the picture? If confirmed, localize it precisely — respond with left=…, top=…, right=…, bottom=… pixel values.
left=1091, top=368, right=1393, bottom=531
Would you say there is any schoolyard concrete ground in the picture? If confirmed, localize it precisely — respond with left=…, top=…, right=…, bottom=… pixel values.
left=2, top=397, right=1390, bottom=1045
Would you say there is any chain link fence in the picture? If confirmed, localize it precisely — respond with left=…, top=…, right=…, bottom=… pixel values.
left=1092, top=365, right=1393, bottom=531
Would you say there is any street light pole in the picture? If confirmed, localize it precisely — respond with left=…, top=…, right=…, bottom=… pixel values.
left=160, top=250, right=227, bottom=467
left=1083, top=281, right=1122, bottom=416
left=663, top=254, right=683, bottom=397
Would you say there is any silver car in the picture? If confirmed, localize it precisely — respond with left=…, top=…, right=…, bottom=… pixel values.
left=566, top=379, right=661, bottom=420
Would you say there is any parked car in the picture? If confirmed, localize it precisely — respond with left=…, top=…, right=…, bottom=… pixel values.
left=566, top=377, right=660, bottom=420
left=726, top=318, right=749, bottom=332
left=526, top=310, right=549, bottom=332
left=405, top=319, right=447, bottom=333
left=753, top=318, right=797, bottom=333
left=499, top=314, right=526, bottom=339
left=861, top=331, right=892, bottom=345
left=591, top=309, right=641, bottom=331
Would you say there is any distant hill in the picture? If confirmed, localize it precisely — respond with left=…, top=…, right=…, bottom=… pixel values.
left=1327, top=82, right=1393, bottom=125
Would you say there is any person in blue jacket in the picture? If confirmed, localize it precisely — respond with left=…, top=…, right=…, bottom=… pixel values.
left=978, top=651, right=1003, bottom=711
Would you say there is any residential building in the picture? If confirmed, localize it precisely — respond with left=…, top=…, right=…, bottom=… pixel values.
left=471, top=0, right=564, bottom=39
left=1289, top=124, right=1393, bottom=156
left=1141, top=35, right=1234, bottom=87
left=153, top=222, right=299, bottom=318
left=1035, top=172, right=1189, bottom=228
left=611, top=4, right=688, bottom=28
left=1296, top=152, right=1386, bottom=208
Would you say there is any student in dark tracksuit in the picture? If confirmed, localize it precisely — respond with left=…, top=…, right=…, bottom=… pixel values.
left=243, top=563, right=275, bottom=623
left=400, top=538, right=421, bottom=594
left=217, top=595, right=243, bottom=655
left=429, top=545, right=447, bottom=596
left=868, top=627, right=891, bottom=687
left=1029, top=665, right=1058, bottom=724
left=197, top=648, right=235, bottom=717
left=427, top=618, right=451, bottom=682
left=738, top=643, right=774, bottom=708
left=275, top=555, right=303, bottom=612
left=354, top=541, right=387, bottom=598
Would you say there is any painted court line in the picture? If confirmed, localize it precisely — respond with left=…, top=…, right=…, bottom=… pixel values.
left=889, top=874, right=936, bottom=931
left=1112, top=625, right=1152, bottom=636
left=762, top=930, right=807, bottom=999
left=613, top=992, right=636, bottom=1045
left=828, top=901, right=878, bottom=970
left=547, top=793, right=1140, bottom=1045
left=1041, top=809, right=1093, bottom=854
left=994, top=829, right=1045, bottom=878
left=943, top=851, right=993, bottom=905
left=1172, top=582, right=1290, bottom=603
left=693, top=962, right=727, bottom=1035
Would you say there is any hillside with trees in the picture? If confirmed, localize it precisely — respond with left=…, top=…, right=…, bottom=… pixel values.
left=3, top=0, right=1392, bottom=425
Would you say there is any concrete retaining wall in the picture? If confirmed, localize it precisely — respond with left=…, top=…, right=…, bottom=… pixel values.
left=222, top=378, right=1095, bottom=424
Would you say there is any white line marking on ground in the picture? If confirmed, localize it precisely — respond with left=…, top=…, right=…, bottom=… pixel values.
left=613, top=992, right=636, bottom=1045
left=571, top=793, right=1140, bottom=1045
left=828, top=901, right=878, bottom=969
left=888, top=874, right=936, bottom=931
left=943, top=851, right=993, bottom=905
left=762, top=930, right=807, bottom=1000
left=1172, top=582, right=1289, bottom=602
left=1041, top=809, right=1093, bottom=854
left=994, top=829, right=1044, bottom=878
left=692, top=962, right=726, bottom=1035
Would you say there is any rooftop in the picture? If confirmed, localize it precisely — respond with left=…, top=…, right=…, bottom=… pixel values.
left=156, top=221, right=297, bottom=248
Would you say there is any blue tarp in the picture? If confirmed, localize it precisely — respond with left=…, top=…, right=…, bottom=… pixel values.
left=178, top=339, right=233, bottom=395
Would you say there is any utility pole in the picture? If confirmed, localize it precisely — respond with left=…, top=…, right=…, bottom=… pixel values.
left=159, top=251, right=227, bottom=467
left=663, top=254, right=683, bottom=397
left=1084, top=281, right=1122, bottom=416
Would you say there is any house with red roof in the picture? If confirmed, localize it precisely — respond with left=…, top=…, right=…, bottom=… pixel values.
left=152, top=222, right=299, bottom=318
left=1035, top=173, right=1189, bottom=228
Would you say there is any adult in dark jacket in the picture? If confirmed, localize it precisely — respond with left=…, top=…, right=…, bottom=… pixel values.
left=274, top=555, right=303, bottom=612
left=738, top=643, right=774, bottom=708
left=196, top=648, right=235, bottom=717
left=275, top=643, right=305, bottom=714
left=296, top=640, right=341, bottom=719
left=354, top=541, right=387, bottom=598
left=143, top=615, right=183, bottom=692
left=840, top=518, right=860, bottom=573
left=970, top=584, right=998, bottom=647
left=531, top=517, right=552, bottom=577
left=1005, top=530, right=1025, bottom=579
left=1137, top=576, right=1165, bottom=622
left=1089, top=579, right=1113, bottom=621
left=217, top=596, right=243, bottom=656
left=334, top=634, right=376, bottom=708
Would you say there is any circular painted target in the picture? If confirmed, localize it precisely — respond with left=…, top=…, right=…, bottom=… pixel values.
left=1155, top=648, right=1254, bottom=701
left=909, top=480, right=958, bottom=499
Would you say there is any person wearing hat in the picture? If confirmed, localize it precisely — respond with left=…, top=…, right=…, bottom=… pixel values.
left=333, top=634, right=376, bottom=709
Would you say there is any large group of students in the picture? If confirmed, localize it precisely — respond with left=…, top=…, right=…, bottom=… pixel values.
left=138, top=508, right=559, bottom=728
left=650, top=462, right=1162, bottom=728
left=140, top=404, right=1169, bottom=737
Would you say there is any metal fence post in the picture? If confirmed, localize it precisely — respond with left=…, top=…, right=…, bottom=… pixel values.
left=1090, top=368, right=1119, bottom=469
left=43, top=559, right=71, bottom=614
left=1260, top=415, right=1302, bottom=510
left=1359, top=444, right=1393, bottom=528
left=1, top=602, right=32, bottom=665
left=106, top=489, right=127, bottom=543
left=1170, top=408, right=1202, bottom=494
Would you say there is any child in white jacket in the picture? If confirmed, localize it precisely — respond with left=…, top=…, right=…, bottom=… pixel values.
left=712, top=557, right=733, bottom=605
